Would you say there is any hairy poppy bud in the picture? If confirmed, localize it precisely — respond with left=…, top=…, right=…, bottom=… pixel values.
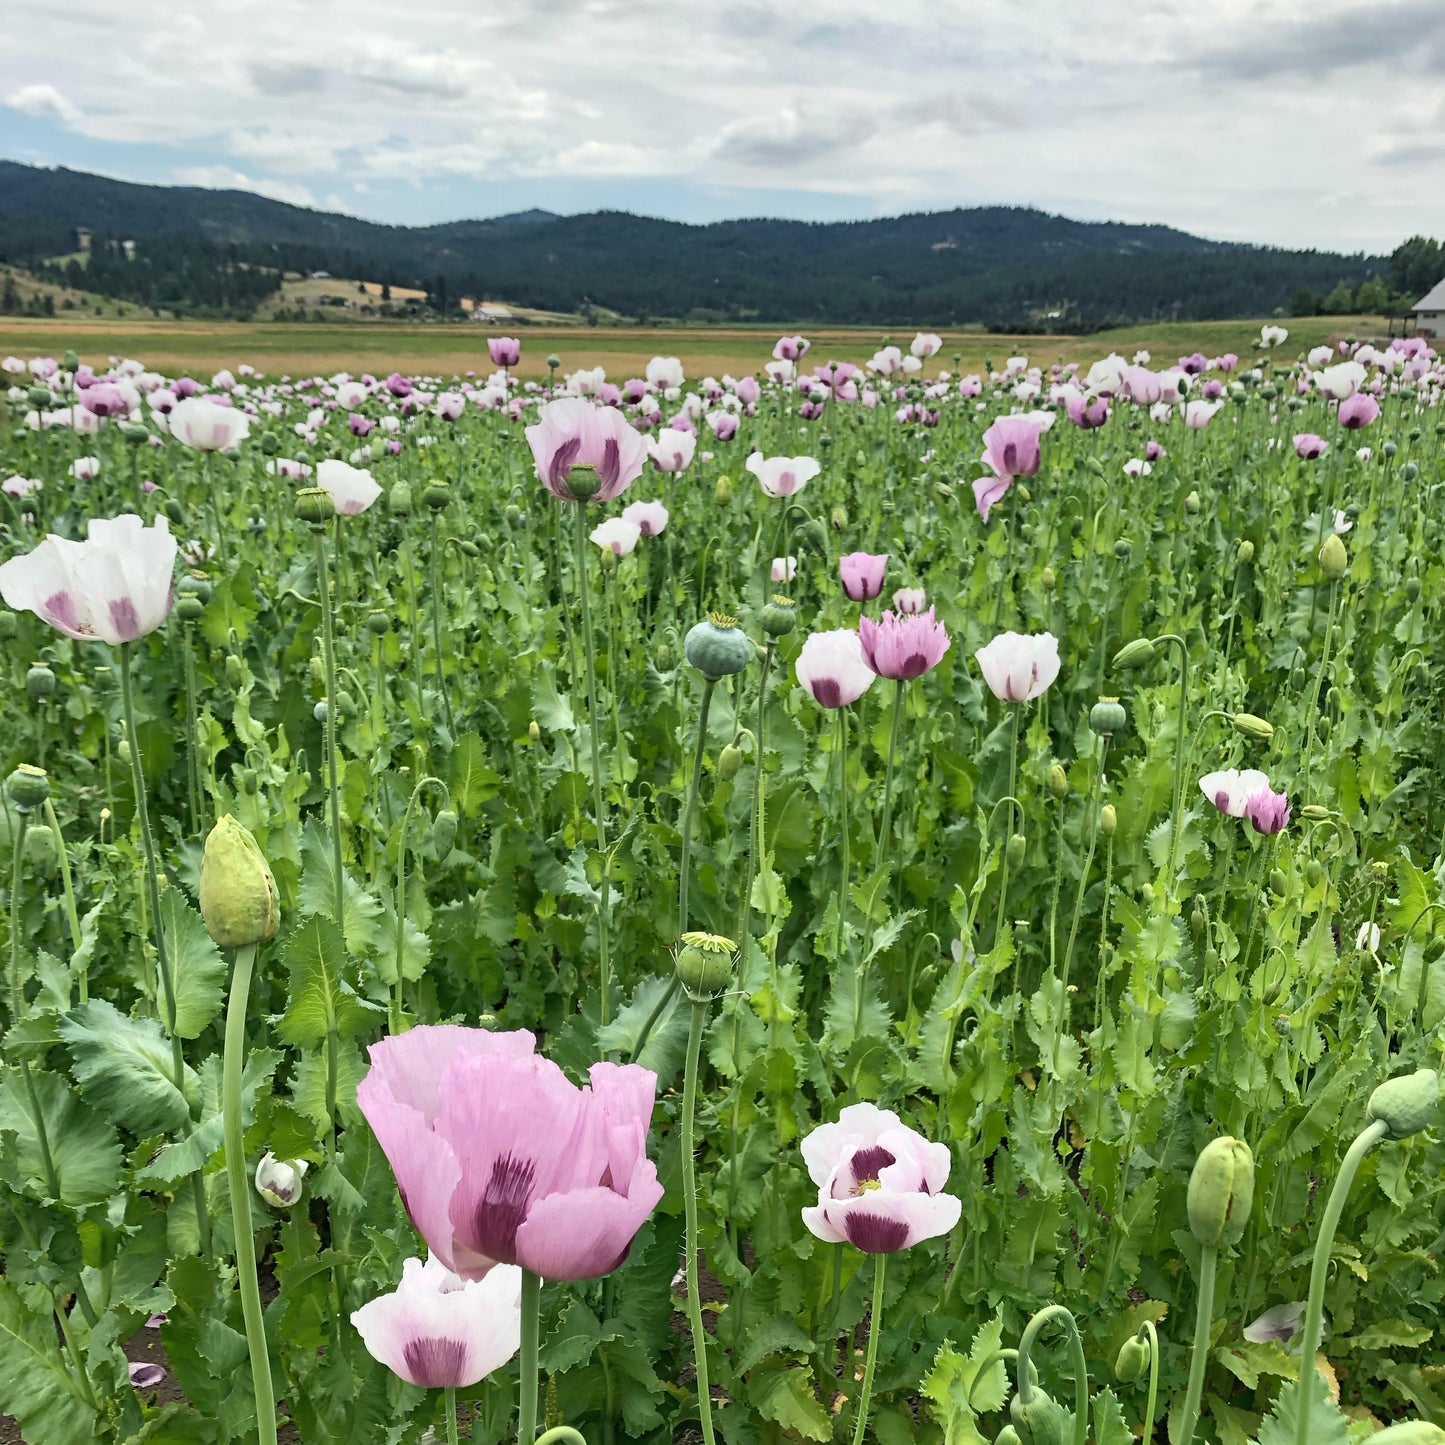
left=1231, top=712, right=1273, bottom=741
left=1366, top=1069, right=1439, bottom=1141
left=1100, top=804, right=1117, bottom=836
left=1304, top=859, right=1323, bottom=887
left=1041, top=566, right=1056, bottom=590
left=714, top=475, right=732, bottom=506
left=1187, top=1136, right=1254, bottom=1249
left=1047, top=763, right=1069, bottom=799
left=685, top=614, right=751, bottom=681
left=717, top=744, right=743, bottom=782
left=675, top=932, right=737, bottom=1003
left=431, top=808, right=458, bottom=858
left=1319, top=533, right=1348, bottom=579
left=1269, top=868, right=1287, bottom=896
left=528, top=720, right=541, bottom=742
left=388, top=480, right=413, bottom=515
left=1112, top=638, right=1156, bottom=671
left=1237, top=539, right=1255, bottom=564
left=1006, top=833, right=1027, bottom=869
left=199, top=814, right=280, bottom=950
left=830, top=505, right=848, bottom=531
left=1114, top=1336, right=1149, bottom=1383
left=1184, top=490, right=1200, bottom=515
left=6, top=764, right=49, bottom=812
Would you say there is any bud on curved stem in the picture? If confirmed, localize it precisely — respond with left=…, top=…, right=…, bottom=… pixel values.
left=1014, top=1304, right=1089, bottom=1445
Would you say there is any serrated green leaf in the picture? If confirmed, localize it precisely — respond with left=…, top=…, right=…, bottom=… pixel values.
left=746, top=1365, right=832, bottom=1442
left=450, top=733, right=500, bottom=815
left=279, top=913, right=376, bottom=1048
left=60, top=999, right=196, bottom=1133
left=0, top=1280, right=98, bottom=1442
left=0, top=1067, right=122, bottom=1204
left=1256, top=1373, right=1351, bottom=1445
left=1092, top=1386, right=1135, bottom=1445
left=138, top=1049, right=280, bottom=1184
left=158, top=889, right=228, bottom=1039
left=299, top=818, right=383, bottom=954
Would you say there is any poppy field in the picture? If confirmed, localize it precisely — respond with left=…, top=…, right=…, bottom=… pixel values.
left=0, top=329, right=1442, bottom=1445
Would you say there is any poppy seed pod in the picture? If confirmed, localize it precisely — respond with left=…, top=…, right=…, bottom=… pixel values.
left=422, top=479, right=450, bottom=511
left=1366, top=1068, right=1439, bottom=1141
left=1187, top=1136, right=1254, bottom=1249
left=6, top=764, right=49, bottom=811
left=366, top=609, right=390, bottom=636
left=1319, top=533, right=1348, bottom=579
left=760, top=595, right=797, bottom=638
left=675, top=931, right=737, bottom=1002
left=685, top=614, right=752, bottom=681
left=1090, top=697, right=1128, bottom=735
left=199, top=814, right=280, bottom=950
left=295, top=487, right=335, bottom=526
left=26, top=663, right=57, bottom=698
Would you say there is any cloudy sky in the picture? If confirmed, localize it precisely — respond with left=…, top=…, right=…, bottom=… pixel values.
left=2, top=0, right=1441, bottom=253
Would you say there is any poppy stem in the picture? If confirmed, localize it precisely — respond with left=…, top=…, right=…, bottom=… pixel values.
left=850, top=1253, right=888, bottom=1445
left=518, top=1269, right=542, bottom=1444
left=1177, top=1244, right=1216, bottom=1445
left=681, top=996, right=718, bottom=1445
left=222, top=941, right=277, bottom=1445
left=443, top=1386, right=459, bottom=1445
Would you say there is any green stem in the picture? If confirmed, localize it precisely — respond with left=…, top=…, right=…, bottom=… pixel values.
left=1293, top=1119, right=1389, bottom=1445
left=1178, top=1244, right=1217, bottom=1445
left=1063, top=738, right=1108, bottom=991
left=222, top=942, right=277, bottom=1445
left=519, top=1269, right=542, bottom=1445
left=1300, top=579, right=1339, bottom=799
left=534, top=1431, right=588, bottom=1445
left=850, top=1253, right=888, bottom=1445
left=1142, top=1321, right=1160, bottom=1439
left=877, top=678, right=904, bottom=852
left=679, top=679, right=717, bottom=937
left=681, top=997, right=718, bottom=1445
left=1015, top=1304, right=1089, bottom=1445
left=1159, top=634, right=1192, bottom=896
left=837, top=705, right=852, bottom=960
left=42, top=800, right=84, bottom=1001
left=572, top=504, right=612, bottom=1026
left=392, top=777, right=449, bottom=1033
left=995, top=704, right=1021, bottom=952
left=444, top=1386, right=459, bottom=1445
left=428, top=514, right=457, bottom=735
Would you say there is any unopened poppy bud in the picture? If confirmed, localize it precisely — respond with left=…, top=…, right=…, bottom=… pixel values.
left=1269, top=868, right=1287, bottom=895
left=1190, top=905, right=1206, bottom=932
left=830, top=505, right=848, bottom=531
left=1112, top=637, right=1156, bottom=671
left=1231, top=713, right=1273, bottom=741
left=254, top=1152, right=308, bottom=1209
left=164, top=499, right=186, bottom=526
left=1369, top=1423, right=1445, bottom=1444
left=1366, top=1068, right=1439, bottom=1141
left=295, top=487, right=335, bottom=525
left=6, top=765, right=49, bottom=811
left=528, top=720, right=541, bottom=742
left=1090, top=697, right=1127, bottom=735
left=388, top=481, right=413, bottom=515
left=1113, top=540, right=1132, bottom=564
left=675, top=931, right=737, bottom=1002
left=1187, top=1137, right=1254, bottom=1249
left=458, top=538, right=480, bottom=558
left=431, top=808, right=458, bottom=857
left=1300, top=804, right=1331, bottom=821
left=313, top=700, right=329, bottom=724
left=1047, top=763, right=1069, bottom=799
left=1407, top=577, right=1421, bottom=602
left=1040, top=566, right=1055, bottom=589
left=1115, top=1335, right=1150, bottom=1383
left=0, top=610, right=14, bottom=640
left=1184, top=490, right=1200, bottom=515
left=685, top=614, right=752, bottom=681
left=760, top=596, right=797, bottom=638
left=1319, top=533, right=1348, bottom=579
left=26, top=663, right=57, bottom=698
left=27, top=385, right=52, bottom=408
left=118, top=739, right=132, bottom=767
left=1304, top=858, right=1323, bottom=887
left=1087, top=456, right=1106, bottom=477
left=654, top=639, right=678, bottom=671
left=546, top=353, right=560, bottom=370
left=996, top=1430, right=1023, bottom=1445
left=717, top=744, right=743, bottom=782
left=62, top=349, right=79, bottom=373
left=25, top=825, right=58, bottom=877
left=714, top=475, right=732, bottom=505
left=366, top=609, right=390, bottom=636
left=199, top=814, right=280, bottom=950
left=240, top=768, right=259, bottom=795
left=1007, top=833, right=1027, bottom=868
left=1100, top=803, right=1117, bottom=836
left=1384, top=441, right=1398, bottom=457
left=1237, top=539, right=1255, bottom=564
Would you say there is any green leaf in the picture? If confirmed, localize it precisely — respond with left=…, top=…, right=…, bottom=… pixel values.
left=1256, top=1373, right=1351, bottom=1445
left=138, top=1049, right=280, bottom=1184
left=299, top=819, right=383, bottom=954
left=60, top=999, right=196, bottom=1134
left=0, top=1280, right=98, bottom=1442
left=921, top=1314, right=1009, bottom=1444
left=450, top=733, right=500, bottom=815
left=158, top=889, right=228, bottom=1039
left=0, top=1067, right=122, bottom=1204
left=279, top=914, right=376, bottom=1048
left=746, top=1365, right=833, bottom=1442
left=1092, top=1387, right=1135, bottom=1445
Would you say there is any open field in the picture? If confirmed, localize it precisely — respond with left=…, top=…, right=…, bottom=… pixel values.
left=0, top=313, right=1400, bottom=377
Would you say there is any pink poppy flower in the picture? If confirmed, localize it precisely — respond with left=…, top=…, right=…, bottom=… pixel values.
left=980, top=415, right=1044, bottom=480
left=525, top=397, right=648, bottom=504
left=975, top=632, right=1060, bottom=703
left=1293, top=433, right=1328, bottom=460
left=892, top=587, right=926, bottom=614
left=1245, top=786, right=1290, bottom=836
left=795, top=630, right=875, bottom=708
left=487, top=337, right=521, bottom=368
left=839, top=551, right=887, bottom=601
left=621, top=500, right=669, bottom=536
left=858, top=607, right=951, bottom=680
left=1338, top=393, right=1380, bottom=430
left=746, top=454, right=819, bottom=498
left=356, top=1026, right=663, bottom=1282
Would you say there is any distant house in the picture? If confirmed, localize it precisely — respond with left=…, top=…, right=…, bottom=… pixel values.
left=470, top=302, right=514, bottom=322
left=76, top=227, right=92, bottom=252
left=1411, top=278, right=1445, bottom=338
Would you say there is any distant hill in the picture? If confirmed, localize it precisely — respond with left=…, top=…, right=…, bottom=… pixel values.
left=0, top=159, right=1391, bottom=328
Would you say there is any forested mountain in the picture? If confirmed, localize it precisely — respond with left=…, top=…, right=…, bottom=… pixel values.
left=0, top=159, right=1398, bottom=327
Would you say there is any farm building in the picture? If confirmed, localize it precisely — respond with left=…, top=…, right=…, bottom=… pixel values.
left=1411, top=278, right=1445, bottom=338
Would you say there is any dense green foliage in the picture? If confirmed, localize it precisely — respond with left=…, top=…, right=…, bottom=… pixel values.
left=0, top=340, right=1443, bottom=1445
left=0, top=159, right=1398, bottom=326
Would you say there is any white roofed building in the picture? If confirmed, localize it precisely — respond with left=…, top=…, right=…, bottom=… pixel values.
left=1411, top=278, right=1445, bottom=338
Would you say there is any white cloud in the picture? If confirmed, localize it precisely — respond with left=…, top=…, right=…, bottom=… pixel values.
left=0, top=0, right=1440, bottom=249
left=5, top=82, right=81, bottom=124
left=171, top=166, right=318, bottom=209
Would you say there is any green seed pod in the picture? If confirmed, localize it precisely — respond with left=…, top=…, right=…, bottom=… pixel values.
left=6, top=764, right=50, bottom=811
left=1400, top=462, right=1420, bottom=483
left=1231, top=712, right=1274, bottom=741
left=1047, top=763, right=1069, bottom=799
left=175, top=594, right=205, bottom=622
left=1187, top=1136, right=1255, bottom=1249
left=388, top=481, right=414, bottom=515
left=1366, top=1068, right=1440, bottom=1141
left=1318, top=533, right=1348, bottom=579
left=1369, top=1422, right=1445, bottom=1444
left=431, top=808, right=459, bottom=858
left=1184, top=490, right=1200, bottom=515
left=1007, top=833, right=1027, bottom=868
left=26, top=663, right=57, bottom=698
left=335, top=689, right=356, bottom=719
left=1111, top=637, right=1156, bottom=671
left=1237, top=539, right=1255, bottom=564
left=675, top=931, right=737, bottom=1003
left=504, top=503, right=524, bottom=529
left=996, top=1431, right=1024, bottom=1445
left=1114, top=1335, right=1150, bottom=1383
left=178, top=573, right=212, bottom=605
left=760, top=595, right=798, bottom=638
left=714, top=475, right=733, bottom=505
left=717, top=744, right=743, bottom=783
left=1384, top=441, right=1398, bottom=458
left=122, top=422, right=151, bottom=445
left=653, top=639, right=678, bottom=671
left=199, top=814, right=280, bottom=950
left=1040, top=566, right=1056, bottom=590
left=1269, top=868, right=1287, bottom=896
left=1100, top=804, right=1117, bottom=836
left=422, top=479, right=450, bottom=511
left=258, top=432, right=282, bottom=456
left=62, top=349, right=79, bottom=373
left=295, top=487, right=335, bottom=525
left=1305, top=858, right=1323, bottom=887
left=366, top=609, right=390, bottom=635
left=1090, top=697, right=1128, bottom=735
left=27, top=385, right=53, bottom=408
left=685, top=614, right=752, bottom=681
left=546, top=353, right=561, bottom=370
